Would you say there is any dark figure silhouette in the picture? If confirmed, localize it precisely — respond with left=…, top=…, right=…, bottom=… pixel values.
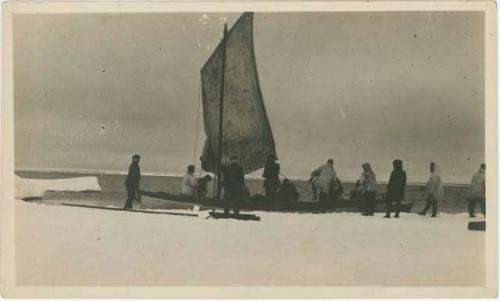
left=197, top=175, right=212, bottom=198
left=223, top=155, right=245, bottom=215
left=277, top=178, right=299, bottom=202
left=263, top=155, right=280, bottom=202
left=124, top=154, right=141, bottom=209
left=384, top=159, right=407, bottom=218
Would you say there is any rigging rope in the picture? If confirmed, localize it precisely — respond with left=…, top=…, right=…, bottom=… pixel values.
left=193, top=78, right=203, bottom=169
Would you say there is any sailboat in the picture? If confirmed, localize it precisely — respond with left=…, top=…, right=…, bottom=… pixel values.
left=140, top=12, right=414, bottom=214
left=199, top=12, right=277, bottom=201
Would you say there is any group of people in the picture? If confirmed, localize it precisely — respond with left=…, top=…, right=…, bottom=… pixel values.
left=306, top=158, right=386, bottom=216
left=182, top=154, right=293, bottom=215
left=306, top=158, right=486, bottom=218
left=122, top=154, right=486, bottom=219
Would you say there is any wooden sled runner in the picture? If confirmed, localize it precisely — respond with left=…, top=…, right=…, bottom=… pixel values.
left=207, top=211, right=261, bottom=221
left=61, top=203, right=199, bottom=217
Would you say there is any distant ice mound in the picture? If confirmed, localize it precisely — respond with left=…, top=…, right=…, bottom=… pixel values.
left=15, top=175, right=102, bottom=199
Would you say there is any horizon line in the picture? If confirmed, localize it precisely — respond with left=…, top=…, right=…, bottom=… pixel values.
left=14, top=166, right=470, bottom=187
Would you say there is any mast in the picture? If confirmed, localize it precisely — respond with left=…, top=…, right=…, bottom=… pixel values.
left=216, top=23, right=228, bottom=201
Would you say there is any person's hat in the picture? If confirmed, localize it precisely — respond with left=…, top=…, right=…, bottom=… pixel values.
left=132, top=154, right=141, bottom=159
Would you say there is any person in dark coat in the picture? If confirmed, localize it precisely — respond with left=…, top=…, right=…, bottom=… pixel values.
left=124, top=154, right=141, bottom=209
left=223, top=155, right=245, bottom=215
left=277, top=178, right=299, bottom=202
left=384, top=159, right=407, bottom=218
left=262, top=154, right=280, bottom=202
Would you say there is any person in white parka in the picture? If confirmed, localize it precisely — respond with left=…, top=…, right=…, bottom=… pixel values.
left=418, top=162, right=443, bottom=217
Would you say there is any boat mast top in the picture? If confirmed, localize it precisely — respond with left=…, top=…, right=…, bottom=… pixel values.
left=216, top=23, right=228, bottom=201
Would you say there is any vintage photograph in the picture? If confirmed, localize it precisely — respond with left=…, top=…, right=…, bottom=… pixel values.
left=1, top=1, right=497, bottom=298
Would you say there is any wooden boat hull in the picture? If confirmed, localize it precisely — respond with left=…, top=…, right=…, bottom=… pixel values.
left=140, top=190, right=414, bottom=213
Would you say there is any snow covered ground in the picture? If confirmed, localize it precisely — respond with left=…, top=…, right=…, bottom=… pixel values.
left=15, top=199, right=484, bottom=287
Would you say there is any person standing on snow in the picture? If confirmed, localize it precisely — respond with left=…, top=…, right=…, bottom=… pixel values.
left=359, top=162, right=377, bottom=216
left=124, top=154, right=141, bottom=209
left=466, top=163, right=486, bottom=218
left=384, top=159, right=407, bottom=218
left=418, top=162, right=443, bottom=217
left=223, top=155, right=245, bottom=215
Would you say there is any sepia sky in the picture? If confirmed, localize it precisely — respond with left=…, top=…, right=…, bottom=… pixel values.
left=13, top=12, right=484, bottom=183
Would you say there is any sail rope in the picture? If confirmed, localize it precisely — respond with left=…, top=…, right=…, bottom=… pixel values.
left=193, top=78, right=203, bottom=174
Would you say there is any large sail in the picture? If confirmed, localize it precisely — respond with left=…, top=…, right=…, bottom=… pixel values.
left=200, top=12, right=276, bottom=174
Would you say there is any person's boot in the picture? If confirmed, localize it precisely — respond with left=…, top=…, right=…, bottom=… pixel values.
left=469, top=206, right=476, bottom=218
left=418, top=211, right=425, bottom=216
left=432, top=208, right=437, bottom=217
left=394, top=214, right=400, bottom=218
left=383, top=214, right=391, bottom=218
left=431, top=207, right=437, bottom=217
left=480, top=202, right=486, bottom=217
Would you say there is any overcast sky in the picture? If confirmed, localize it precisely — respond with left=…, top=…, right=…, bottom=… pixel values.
left=13, top=11, right=484, bottom=183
